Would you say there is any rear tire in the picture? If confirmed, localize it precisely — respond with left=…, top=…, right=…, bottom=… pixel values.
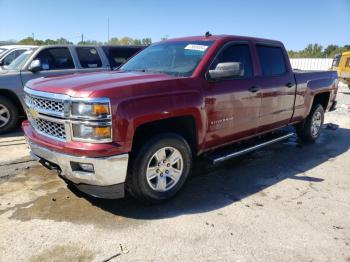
left=0, top=96, right=18, bottom=134
left=127, top=133, right=192, bottom=204
left=296, top=104, right=324, bottom=143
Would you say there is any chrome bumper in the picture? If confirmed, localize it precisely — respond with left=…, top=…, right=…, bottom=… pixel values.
left=27, top=140, right=129, bottom=187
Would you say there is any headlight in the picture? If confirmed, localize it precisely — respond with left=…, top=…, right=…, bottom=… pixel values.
left=72, top=124, right=112, bottom=141
left=71, top=102, right=110, bottom=118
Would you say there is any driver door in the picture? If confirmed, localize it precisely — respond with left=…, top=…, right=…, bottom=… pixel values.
left=203, top=43, right=261, bottom=148
left=20, top=47, right=78, bottom=84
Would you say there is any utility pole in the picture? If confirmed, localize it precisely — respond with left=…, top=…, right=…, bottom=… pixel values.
left=107, top=17, right=110, bottom=43
left=32, top=33, right=34, bottom=41
left=81, top=33, right=84, bottom=44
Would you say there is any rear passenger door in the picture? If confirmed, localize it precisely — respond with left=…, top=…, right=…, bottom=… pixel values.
left=21, top=47, right=77, bottom=83
left=255, top=44, right=296, bottom=132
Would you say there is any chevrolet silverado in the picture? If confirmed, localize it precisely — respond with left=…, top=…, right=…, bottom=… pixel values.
left=22, top=34, right=338, bottom=203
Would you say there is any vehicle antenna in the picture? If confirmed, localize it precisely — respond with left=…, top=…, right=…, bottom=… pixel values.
left=205, top=31, right=212, bottom=37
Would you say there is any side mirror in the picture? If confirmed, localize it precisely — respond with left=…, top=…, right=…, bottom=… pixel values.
left=208, top=62, right=244, bottom=80
left=28, top=59, right=42, bottom=73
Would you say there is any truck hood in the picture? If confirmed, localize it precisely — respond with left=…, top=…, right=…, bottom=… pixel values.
left=26, top=71, right=177, bottom=98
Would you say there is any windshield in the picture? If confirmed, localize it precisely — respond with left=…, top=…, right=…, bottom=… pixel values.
left=332, top=54, right=341, bottom=68
left=7, top=49, right=35, bottom=70
left=120, top=40, right=214, bottom=77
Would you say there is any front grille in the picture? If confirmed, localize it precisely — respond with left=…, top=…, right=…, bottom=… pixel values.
left=31, top=118, right=66, bottom=141
left=25, top=94, right=64, bottom=115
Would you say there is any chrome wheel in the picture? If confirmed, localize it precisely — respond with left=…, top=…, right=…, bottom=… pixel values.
left=311, top=111, right=322, bottom=137
left=146, top=146, right=184, bottom=192
left=0, top=104, right=10, bottom=128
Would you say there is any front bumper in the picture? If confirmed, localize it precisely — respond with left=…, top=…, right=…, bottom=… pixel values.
left=27, top=139, right=129, bottom=199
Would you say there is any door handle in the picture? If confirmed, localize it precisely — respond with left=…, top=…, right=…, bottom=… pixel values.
left=248, top=86, right=260, bottom=93
left=286, top=82, right=294, bottom=88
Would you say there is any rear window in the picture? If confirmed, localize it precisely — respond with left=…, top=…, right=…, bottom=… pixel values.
left=76, top=47, right=102, bottom=68
left=346, top=58, right=350, bottom=68
left=332, top=54, right=341, bottom=67
left=257, top=45, right=287, bottom=76
left=103, top=47, right=142, bottom=69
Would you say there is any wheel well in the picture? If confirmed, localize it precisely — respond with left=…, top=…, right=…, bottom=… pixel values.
left=132, top=116, right=198, bottom=156
left=312, top=92, right=330, bottom=110
left=0, top=89, right=25, bottom=117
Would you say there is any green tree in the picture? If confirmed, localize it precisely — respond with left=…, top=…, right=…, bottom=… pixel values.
left=108, top=37, right=120, bottom=45
left=299, top=44, right=323, bottom=58
left=56, top=37, right=73, bottom=45
left=141, top=38, right=152, bottom=45
left=323, top=45, right=339, bottom=57
left=77, top=40, right=103, bottom=45
left=43, top=39, right=57, bottom=45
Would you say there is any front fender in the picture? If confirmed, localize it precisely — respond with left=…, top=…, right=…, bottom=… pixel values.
left=113, top=90, right=205, bottom=152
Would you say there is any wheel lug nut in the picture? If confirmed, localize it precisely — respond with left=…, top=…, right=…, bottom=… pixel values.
left=167, top=163, right=170, bottom=167
left=165, top=170, right=169, bottom=174
left=156, top=169, right=160, bottom=173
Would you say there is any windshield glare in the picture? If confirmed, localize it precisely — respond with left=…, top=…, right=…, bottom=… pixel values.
left=7, top=49, right=35, bottom=70
left=120, top=41, right=214, bottom=77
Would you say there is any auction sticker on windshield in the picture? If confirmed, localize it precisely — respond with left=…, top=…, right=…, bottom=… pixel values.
left=184, top=44, right=208, bottom=52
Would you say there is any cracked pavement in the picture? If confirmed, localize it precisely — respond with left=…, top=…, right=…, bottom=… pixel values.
left=0, top=84, right=349, bottom=261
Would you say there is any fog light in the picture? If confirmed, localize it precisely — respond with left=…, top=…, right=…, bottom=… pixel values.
left=78, top=163, right=94, bottom=172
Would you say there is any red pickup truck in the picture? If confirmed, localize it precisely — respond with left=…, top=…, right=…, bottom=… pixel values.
left=23, top=34, right=338, bottom=203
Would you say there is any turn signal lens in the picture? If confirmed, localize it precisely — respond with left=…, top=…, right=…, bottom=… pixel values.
left=94, top=126, right=111, bottom=138
left=72, top=124, right=112, bottom=141
left=92, top=104, right=110, bottom=115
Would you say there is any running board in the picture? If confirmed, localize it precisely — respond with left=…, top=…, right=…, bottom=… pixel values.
left=208, top=132, right=294, bottom=165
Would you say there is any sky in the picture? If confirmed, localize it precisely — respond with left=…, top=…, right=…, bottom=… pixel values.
left=0, top=0, right=349, bottom=51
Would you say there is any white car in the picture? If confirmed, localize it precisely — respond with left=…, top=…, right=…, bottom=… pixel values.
left=0, top=45, right=37, bottom=69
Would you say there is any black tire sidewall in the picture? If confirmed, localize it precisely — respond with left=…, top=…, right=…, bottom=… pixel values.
left=304, top=104, right=324, bottom=142
left=0, top=96, right=18, bottom=134
left=129, top=134, right=192, bottom=203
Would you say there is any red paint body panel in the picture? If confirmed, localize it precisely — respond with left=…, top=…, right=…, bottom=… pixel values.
left=23, top=35, right=339, bottom=157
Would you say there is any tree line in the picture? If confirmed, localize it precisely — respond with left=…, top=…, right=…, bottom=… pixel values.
left=2, top=37, right=350, bottom=58
left=288, top=44, right=350, bottom=58
left=3, top=36, right=152, bottom=46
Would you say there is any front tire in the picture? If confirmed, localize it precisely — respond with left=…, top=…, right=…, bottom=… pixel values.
left=127, top=133, right=192, bottom=204
left=296, top=104, right=324, bottom=143
left=0, top=96, right=19, bottom=134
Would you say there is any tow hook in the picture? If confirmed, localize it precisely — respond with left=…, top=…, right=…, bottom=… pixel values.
left=38, top=158, right=60, bottom=172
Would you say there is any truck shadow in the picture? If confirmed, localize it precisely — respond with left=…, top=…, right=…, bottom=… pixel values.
left=69, top=126, right=350, bottom=220
left=0, top=127, right=24, bottom=139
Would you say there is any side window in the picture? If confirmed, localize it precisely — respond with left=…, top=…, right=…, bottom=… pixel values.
left=76, top=47, right=102, bottom=68
left=257, top=45, right=287, bottom=76
left=345, top=58, right=350, bottom=68
left=210, top=44, right=253, bottom=78
left=35, top=48, right=74, bottom=70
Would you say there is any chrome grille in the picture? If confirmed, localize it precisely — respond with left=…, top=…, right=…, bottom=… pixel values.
left=25, top=94, right=64, bottom=115
left=31, top=118, right=66, bottom=141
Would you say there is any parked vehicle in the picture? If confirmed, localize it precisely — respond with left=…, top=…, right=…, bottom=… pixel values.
left=332, top=51, right=350, bottom=88
left=0, top=45, right=143, bottom=133
left=23, top=34, right=338, bottom=203
left=102, top=45, right=145, bottom=69
left=0, top=45, right=37, bottom=70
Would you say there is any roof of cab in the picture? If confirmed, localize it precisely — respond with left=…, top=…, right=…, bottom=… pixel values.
left=162, top=34, right=283, bottom=45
